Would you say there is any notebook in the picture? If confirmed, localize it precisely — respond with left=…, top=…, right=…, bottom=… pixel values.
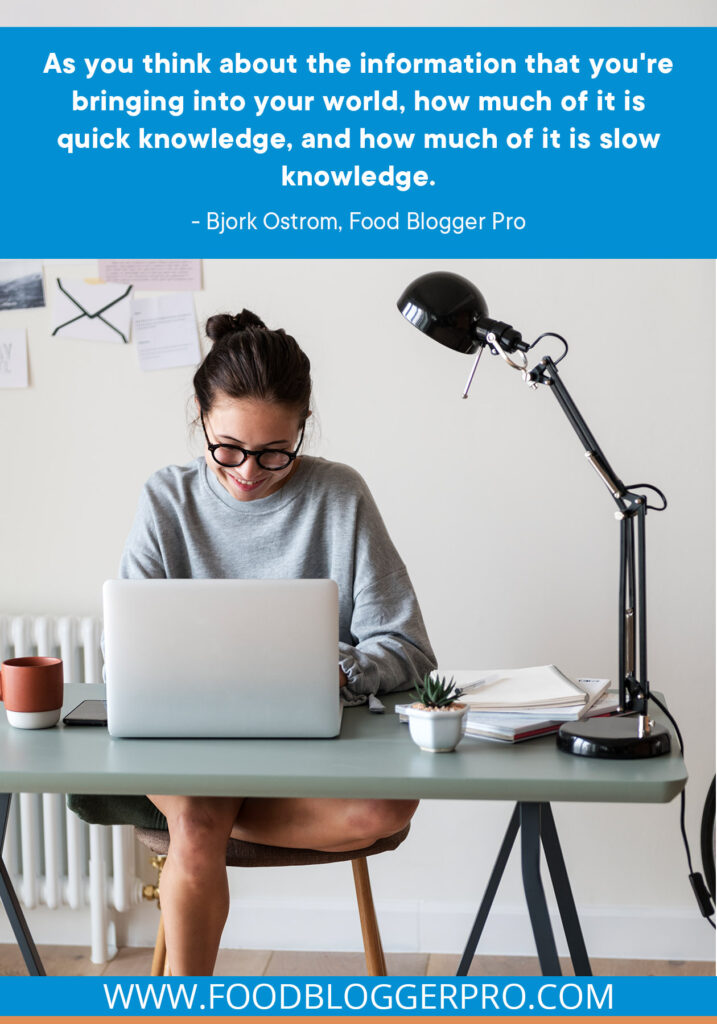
left=463, top=691, right=621, bottom=744
left=456, top=665, right=590, bottom=711
left=103, top=578, right=341, bottom=738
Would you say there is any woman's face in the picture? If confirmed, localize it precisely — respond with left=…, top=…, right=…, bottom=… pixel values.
left=202, top=395, right=305, bottom=502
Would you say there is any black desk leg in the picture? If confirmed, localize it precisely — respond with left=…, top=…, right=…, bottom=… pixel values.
left=539, top=803, right=592, bottom=976
left=0, top=794, right=46, bottom=976
left=520, top=803, right=561, bottom=976
left=456, top=804, right=520, bottom=975
left=458, top=801, right=592, bottom=977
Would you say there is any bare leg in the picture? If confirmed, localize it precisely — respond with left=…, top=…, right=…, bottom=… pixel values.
left=232, top=797, right=419, bottom=852
left=148, top=794, right=419, bottom=975
left=147, top=795, right=244, bottom=976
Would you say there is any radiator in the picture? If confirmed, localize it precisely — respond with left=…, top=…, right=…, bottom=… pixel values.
left=0, top=614, right=142, bottom=964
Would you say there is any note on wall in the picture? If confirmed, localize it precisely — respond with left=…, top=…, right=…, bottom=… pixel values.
left=0, top=329, right=29, bottom=388
left=99, top=260, right=202, bottom=292
left=0, top=261, right=45, bottom=310
left=132, top=293, right=201, bottom=371
left=51, top=278, right=132, bottom=343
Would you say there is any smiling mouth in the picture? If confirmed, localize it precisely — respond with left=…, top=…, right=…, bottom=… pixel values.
left=227, top=472, right=266, bottom=491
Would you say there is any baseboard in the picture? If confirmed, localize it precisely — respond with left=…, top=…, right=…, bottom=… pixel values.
left=216, top=897, right=717, bottom=962
left=414, top=899, right=716, bottom=962
left=0, top=905, right=117, bottom=960
left=2, top=898, right=715, bottom=964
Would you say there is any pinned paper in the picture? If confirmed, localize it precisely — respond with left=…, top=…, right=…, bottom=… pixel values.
left=99, top=259, right=202, bottom=292
left=51, top=278, right=132, bottom=344
left=0, top=329, right=29, bottom=388
left=131, top=293, right=201, bottom=371
left=0, top=261, right=45, bottom=310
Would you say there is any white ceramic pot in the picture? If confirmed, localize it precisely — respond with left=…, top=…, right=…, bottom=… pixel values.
left=406, top=703, right=468, bottom=752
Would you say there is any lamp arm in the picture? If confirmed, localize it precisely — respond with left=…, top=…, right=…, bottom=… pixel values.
left=527, top=354, right=652, bottom=717
left=529, top=355, right=636, bottom=512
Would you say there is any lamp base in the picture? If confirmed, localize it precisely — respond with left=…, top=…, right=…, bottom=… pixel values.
left=557, top=715, right=671, bottom=759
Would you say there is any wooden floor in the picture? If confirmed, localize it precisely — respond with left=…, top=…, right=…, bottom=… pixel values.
left=0, top=945, right=714, bottom=976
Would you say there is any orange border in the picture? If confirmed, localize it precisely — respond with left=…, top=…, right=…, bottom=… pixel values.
left=1, top=1017, right=712, bottom=1024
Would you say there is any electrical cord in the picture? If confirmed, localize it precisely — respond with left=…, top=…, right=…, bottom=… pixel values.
left=649, top=692, right=715, bottom=929
left=526, top=331, right=569, bottom=367
left=622, top=483, right=668, bottom=512
left=700, top=777, right=716, bottom=901
left=518, top=326, right=708, bottom=924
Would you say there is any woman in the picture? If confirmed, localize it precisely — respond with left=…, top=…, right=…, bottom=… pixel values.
left=120, top=309, right=436, bottom=975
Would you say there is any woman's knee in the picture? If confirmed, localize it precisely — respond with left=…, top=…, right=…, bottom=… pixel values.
left=345, top=799, right=419, bottom=844
left=151, top=796, right=241, bottom=864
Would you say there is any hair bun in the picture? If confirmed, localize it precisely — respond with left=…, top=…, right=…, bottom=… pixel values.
left=234, top=308, right=266, bottom=330
left=205, top=308, right=266, bottom=344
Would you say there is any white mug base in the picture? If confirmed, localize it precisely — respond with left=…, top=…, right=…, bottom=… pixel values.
left=6, top=707, right=62, bottom=729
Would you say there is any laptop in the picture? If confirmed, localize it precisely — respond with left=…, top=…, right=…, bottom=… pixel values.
left=102, top=578, right=341, bottom=738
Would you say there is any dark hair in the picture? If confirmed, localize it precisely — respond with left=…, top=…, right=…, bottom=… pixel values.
left=193, top=309, right=312, bottom=420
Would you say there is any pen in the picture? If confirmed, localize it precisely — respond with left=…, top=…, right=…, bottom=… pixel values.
left=456, top=675, right=499, bottom=693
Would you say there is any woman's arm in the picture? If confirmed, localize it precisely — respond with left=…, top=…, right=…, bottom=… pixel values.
left=118, top=484, right=167, bottom=579
left=339, top=568, right=437, bottom=696
left=333, top=468, right=437, bottom=697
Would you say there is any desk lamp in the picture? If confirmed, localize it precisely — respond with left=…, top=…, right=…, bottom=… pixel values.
left=397, top=271, right=670, bottom=759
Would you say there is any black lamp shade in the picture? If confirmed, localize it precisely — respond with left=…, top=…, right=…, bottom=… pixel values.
left=397, top=272, right=489, bottom=354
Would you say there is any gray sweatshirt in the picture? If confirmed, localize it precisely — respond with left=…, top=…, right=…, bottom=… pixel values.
left=119, top=455, right=436, bottom=696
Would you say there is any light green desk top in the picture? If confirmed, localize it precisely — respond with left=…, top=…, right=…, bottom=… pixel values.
left=0, top=684, right=686, bottom=804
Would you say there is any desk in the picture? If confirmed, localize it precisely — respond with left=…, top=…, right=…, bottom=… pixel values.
left=1, top=684, right=687, bottom=977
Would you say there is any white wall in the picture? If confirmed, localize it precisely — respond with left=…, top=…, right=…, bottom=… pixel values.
left=1, top=258, right=714, bottom=960
left=8, top=0, right=717, bottom=27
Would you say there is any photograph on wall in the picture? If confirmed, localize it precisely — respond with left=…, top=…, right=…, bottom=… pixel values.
left=0, top=260, right=45, bottom=310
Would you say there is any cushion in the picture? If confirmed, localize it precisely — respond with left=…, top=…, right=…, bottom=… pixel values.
left=67, top=794, right=168, bottom=830
left=134, top=822, right=411, bottom=866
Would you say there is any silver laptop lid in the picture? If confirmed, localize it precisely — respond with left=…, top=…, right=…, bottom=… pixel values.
left=103, top=578, right=340, bottom=738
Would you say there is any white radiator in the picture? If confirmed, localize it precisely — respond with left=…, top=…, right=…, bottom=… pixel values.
left=0, top=614, right=142, bottom=964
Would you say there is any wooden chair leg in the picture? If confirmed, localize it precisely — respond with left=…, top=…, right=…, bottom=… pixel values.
left=151, top=912, right=166, bottom=977
left=351, top=857, right=387, bottom=976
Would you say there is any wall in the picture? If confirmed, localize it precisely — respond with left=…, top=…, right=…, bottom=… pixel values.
left=8, top=0, right=716, bottom=27
left=0, top=258, right=714, bottom=959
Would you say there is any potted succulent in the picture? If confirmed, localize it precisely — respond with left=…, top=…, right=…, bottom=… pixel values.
left=405, top=674, right=468, bottom=753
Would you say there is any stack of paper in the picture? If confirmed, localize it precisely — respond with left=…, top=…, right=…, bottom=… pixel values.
left=394, top=668, right=615, bottom=745
left=464, top=691, right=620, bottom=744
left=457, top=665, right=599, bottom=713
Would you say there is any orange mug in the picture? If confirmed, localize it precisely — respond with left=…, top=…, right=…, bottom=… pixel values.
left=0, top=657, right=64, bottom=729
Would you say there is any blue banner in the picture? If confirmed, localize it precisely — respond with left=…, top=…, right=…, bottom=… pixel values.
left=1, top=27, right=715, bottom=256
left=0, top=974, right=715, bottom=1017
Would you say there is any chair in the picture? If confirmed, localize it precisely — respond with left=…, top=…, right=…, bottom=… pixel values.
left=135, top=824, right=410, bottom=976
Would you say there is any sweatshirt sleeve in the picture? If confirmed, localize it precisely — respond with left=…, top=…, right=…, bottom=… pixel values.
left=338, top=566, right=437, bottom=696
left=335, top=470, right=437, bottom=696
left=118, top=484, right=167, bottom=579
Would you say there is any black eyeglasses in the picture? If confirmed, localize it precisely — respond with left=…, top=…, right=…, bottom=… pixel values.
left=201, top=413, right=305, bottom=470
